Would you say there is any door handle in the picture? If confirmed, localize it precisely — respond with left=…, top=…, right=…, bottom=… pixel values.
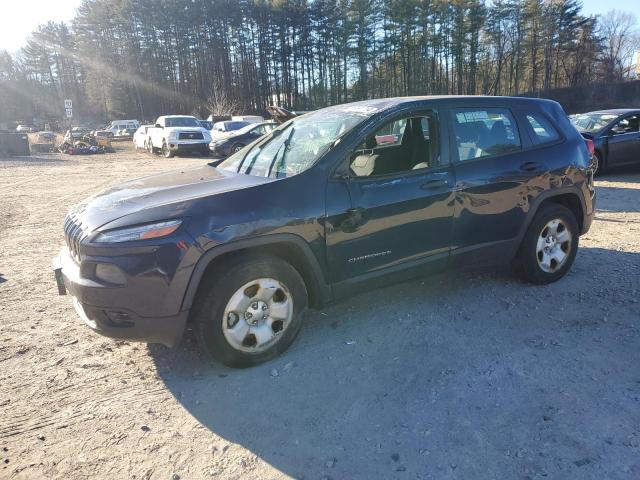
left=422, top=178, right=449, bottom=189
left=520, top=161, right=541, bottom=172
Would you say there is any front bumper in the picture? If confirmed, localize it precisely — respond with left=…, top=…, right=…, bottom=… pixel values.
left=168, top=142, right=209, bottom=154
left=208, top=143, right=232, bottom=157
left=54, top=247, right=189, bottom=347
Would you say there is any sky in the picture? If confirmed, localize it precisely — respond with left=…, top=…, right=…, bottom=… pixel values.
left=0, top=0, right=639, bottom=53
left=0, top=0, right=82, bottom=53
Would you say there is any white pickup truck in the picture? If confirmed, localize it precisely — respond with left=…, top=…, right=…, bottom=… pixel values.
left=148, top=115, right=212, bottom=158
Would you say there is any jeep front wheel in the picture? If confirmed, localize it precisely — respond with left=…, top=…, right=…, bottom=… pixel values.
left=192, top=254, right=307, bottom=368
left=516, top=204, right=579, bottom=284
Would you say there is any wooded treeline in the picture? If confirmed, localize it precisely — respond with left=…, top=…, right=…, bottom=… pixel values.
left=0, top=0, right=637, bottom=124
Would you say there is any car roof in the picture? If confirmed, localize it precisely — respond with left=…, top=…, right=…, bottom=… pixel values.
left=582, top=109, right=640, bottom=116
left=338, top=95, right=560, bottom=109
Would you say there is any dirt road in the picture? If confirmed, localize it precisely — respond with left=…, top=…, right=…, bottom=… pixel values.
left=1, top=145, right=639, bottom=479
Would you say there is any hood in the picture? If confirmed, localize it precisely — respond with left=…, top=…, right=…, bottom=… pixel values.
left=70, top=165, right=270, bottom=231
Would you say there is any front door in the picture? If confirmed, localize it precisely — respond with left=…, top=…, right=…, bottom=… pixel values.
left=607, top=115, right=640, bottom=166
left=325, top=111, right=455, bottom=283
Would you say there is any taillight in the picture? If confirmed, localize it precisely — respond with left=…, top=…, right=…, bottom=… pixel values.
left=585, top=138, right=595, bottom=156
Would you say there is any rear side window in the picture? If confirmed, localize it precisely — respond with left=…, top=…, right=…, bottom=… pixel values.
left=452, top=108, right=521, bottom=161
left=525, top=113, right=560, bottom=145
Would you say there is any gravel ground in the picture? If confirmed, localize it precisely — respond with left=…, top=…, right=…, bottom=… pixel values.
left=0, top=145, right=639, bottom=480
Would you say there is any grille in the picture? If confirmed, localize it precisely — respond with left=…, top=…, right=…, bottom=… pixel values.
left=64, top=213, right=88, bottom=261
left=178, top=131, right=204, bottom=140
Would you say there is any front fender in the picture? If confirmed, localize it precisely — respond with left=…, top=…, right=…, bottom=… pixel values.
left=180, top=233, right=332, bottom=312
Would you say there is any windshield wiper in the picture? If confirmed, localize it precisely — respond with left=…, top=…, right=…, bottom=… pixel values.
left=267, top=127, right=295, bottom=178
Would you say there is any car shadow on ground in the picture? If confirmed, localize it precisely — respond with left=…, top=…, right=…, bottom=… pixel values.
left=0, top=273, right=6, bottom=284
left=149, top=246, right=640, bottom=479
left=0, top=155, right=73, bottom=166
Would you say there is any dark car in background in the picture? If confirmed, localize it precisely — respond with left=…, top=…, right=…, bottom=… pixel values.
left=209, top=121, right=278, bottom=157
left=54, top=96, right=595, bottom=367
left=571, top=109, right=640, bottom=174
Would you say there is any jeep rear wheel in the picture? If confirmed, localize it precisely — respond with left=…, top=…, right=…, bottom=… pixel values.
left=192, top=254, right=307, bottom=368
left=515, top=204, right=579, bottom=284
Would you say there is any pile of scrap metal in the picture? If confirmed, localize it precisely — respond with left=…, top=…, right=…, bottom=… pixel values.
left=58, top=130, right=114, bottom=155
left=266, top=106, right=304, bottom=124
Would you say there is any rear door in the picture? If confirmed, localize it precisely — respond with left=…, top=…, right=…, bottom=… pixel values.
left=447, top=105, right=547, bottom=267
left=325, top=108, right=456, bottom=282
left=606, top=115, right=640, bottom=166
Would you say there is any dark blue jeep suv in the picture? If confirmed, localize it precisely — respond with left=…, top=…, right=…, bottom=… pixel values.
left=55, top=96, right=595, bottom=367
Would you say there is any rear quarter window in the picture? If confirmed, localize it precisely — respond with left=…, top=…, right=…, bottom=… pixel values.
left=525, top=112, right=561, bottom=145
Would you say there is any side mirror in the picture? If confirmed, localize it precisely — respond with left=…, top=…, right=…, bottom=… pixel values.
left=155, top=124, right=162, bottom=128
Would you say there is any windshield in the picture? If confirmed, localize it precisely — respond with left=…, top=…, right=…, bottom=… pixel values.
left=225, top=121, right=250, bottom=131
left=571, top=113, right=619, bottom=134
left=231, top=123, right=264, bottom=136
left=165, top=117, right=200, bottom=127
left=218, top=105, right=372, bottom=178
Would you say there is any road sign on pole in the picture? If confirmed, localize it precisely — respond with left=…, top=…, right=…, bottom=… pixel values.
left=65, top=108, right=73, bottom=118
left=64, top=99, right=72, bottom=109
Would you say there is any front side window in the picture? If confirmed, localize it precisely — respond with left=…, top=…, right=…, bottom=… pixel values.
left=350, top=112, right=440, bottom=177
left=525, top=113, right=560, bottom=145
left=225, top=121, right=250, bottom=131
left=373, top=118, right=407, bottom=147
left=571, top=113, right=618, bottom=134
left=611, top=115, right=639, bottom=135
left=219, top=106, right=371, bottom=178
left=452, top=108, right=521, bottom=161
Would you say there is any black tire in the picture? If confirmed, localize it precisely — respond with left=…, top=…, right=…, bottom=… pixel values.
left=231, top=143, right=245, bottom=154
left=162, top=141, right=174, bottom=158
left=192, top=254, right=307, bottom=368
left=515, top=203, right=579, bottom=284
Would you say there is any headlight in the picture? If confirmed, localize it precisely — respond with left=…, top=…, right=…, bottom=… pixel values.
left=95, top=220, right=182, bottom=243
left=167, top=131, right=178, bottom=141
